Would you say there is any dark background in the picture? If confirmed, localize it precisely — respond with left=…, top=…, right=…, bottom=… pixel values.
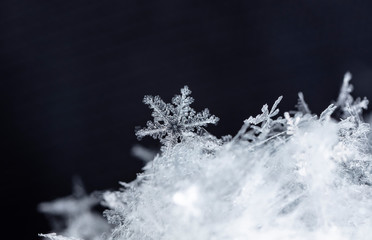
left=1, top=1, right=372, bottom=239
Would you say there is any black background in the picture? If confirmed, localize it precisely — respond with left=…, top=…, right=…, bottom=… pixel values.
left=1, top=1, right=372, bottom=239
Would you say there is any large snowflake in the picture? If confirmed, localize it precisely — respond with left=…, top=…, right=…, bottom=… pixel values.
left=135, top=86, right=219, bottom=150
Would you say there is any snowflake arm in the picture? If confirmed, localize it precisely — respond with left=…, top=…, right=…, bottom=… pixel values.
left=183, top=109, right=219, bottom=128
left=135, top=121, right=167, bottom=140
left=172, top=85, right=194, bottom=123
left=144, top=95, right=171, bottom=125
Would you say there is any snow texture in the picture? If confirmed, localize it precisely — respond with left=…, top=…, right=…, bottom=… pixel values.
left=40, top=73, right=372, bottom=240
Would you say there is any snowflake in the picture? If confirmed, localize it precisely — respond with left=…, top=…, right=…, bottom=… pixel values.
left=38, top=177, right=97, bottom=220
left=135, top=86, right=219, bottom=149
left=232, top=96, right=286, bottom=143
left=38, top=178, right=110, bottom=240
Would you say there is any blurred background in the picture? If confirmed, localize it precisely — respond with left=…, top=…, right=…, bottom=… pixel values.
left=1, top=1, right=372, bottom=239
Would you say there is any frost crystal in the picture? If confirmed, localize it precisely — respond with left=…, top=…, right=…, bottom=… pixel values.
left=40, top=73, right=372, bottom=240
left=135, top=86, right=219, bottom=150
left=336, top=72, right=369, bottom=117
left=295, top=92, right=311, bottom=114
left=232, top=96, right=286, bottom=144
left=39, top=178, right=110, bottom=240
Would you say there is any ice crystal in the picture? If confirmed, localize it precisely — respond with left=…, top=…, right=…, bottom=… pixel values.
left=336, top=72, right=369, bottom=117
left=295, top=92, right=311, bottom=114
left=40, top=73, right=372, bottom=240
left=232, top=96, right=286, bottom=144
left=39, top=178, right=110, bottom=240
left=135, top=86, right=219, bottom=151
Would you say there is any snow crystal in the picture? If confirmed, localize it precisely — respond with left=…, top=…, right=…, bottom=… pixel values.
left=39, top=178, right=110, bottom=240
left=135, top=86, right=219, bottom=151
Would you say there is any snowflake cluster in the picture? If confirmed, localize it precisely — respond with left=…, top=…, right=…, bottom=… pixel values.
left=40, top=73, right=372, bottom=240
